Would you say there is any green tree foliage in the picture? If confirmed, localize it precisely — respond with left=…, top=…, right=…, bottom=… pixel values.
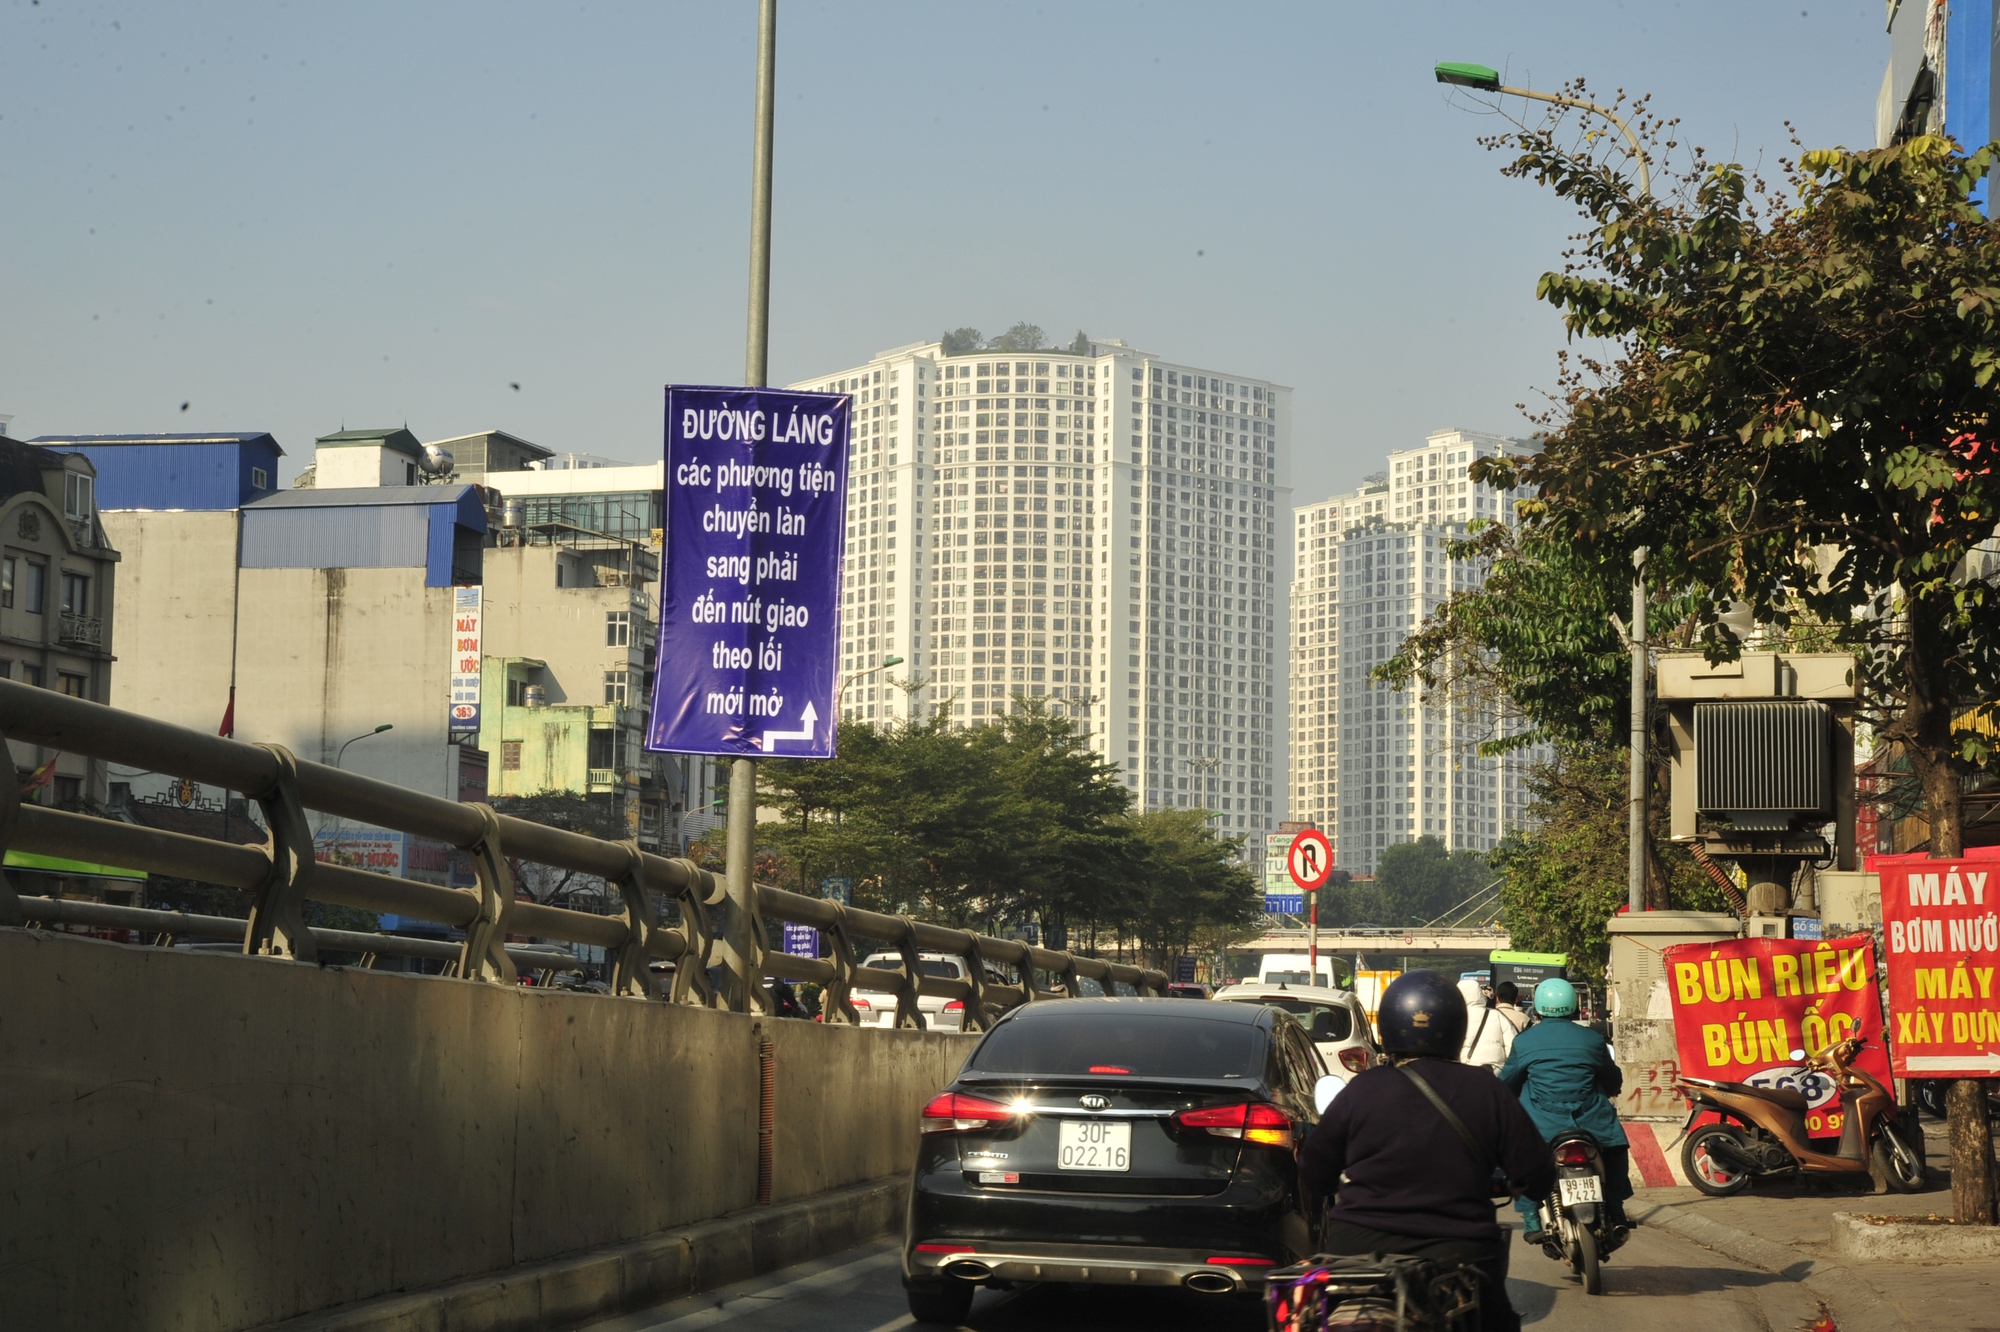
left=1068, top=330, right=1092, bottom=355
left=989, top=322, right=1049, bottom=352
left=1122, top=808, right=1263, bottom=961
left=757, top=705, right=1259, bottom=964
left=1492, top=749, right=1727, bottom=985
left=1326, top=835, right=1491, bottom=928
left=1477, top=106, right=2000, bottom=856
left=489, top=791, right=628, bottom=909
left=940, top=327, right=984, bottom=355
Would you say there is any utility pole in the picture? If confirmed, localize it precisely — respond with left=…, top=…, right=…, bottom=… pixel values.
left=1629, top=547, right=1648, bottom=912
left=721, top=0, right=778, bottom=1014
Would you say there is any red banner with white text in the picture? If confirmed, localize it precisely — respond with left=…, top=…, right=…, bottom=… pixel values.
left=1878, top=858, right=2000, bottom=1079
left=1662, top=935, right=1890, bottom=1138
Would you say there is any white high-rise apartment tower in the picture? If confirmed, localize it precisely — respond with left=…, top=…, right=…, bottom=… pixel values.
left=789, top=338, right=1287, bottom=843
left=1289, top=428, right=1546, bottom=875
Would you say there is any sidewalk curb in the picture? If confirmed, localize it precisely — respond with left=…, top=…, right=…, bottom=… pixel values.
left=1629, top=1200, right=1910, bottom=1332
left=260, top=1177, right=909, bottom=1332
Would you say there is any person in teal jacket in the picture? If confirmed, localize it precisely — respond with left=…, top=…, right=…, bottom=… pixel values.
left=1498, top=978, right=1632, bottom=1240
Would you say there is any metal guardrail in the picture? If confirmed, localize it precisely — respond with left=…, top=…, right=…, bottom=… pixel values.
left=0, top=681, right=1165, bottom=1026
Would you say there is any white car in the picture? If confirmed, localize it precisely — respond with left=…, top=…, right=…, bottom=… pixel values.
left=1212, top=981, right=1379, bottom=1081
left=850, top=951, right=970, bottom=1030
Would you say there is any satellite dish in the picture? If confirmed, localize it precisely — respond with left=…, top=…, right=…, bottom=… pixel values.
left=419, top=444, right=455, bottom=479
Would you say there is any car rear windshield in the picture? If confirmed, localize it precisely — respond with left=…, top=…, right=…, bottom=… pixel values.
left=1246, top=997, right=1353, bottom=1042
left=969, top=1012, right=1266, bottom=1079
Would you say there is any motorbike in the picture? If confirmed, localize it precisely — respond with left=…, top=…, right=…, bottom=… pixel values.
left=1530, top=1130, right=1623, bottom=1295
left=1672, top=1033, right=1925, bottom=1197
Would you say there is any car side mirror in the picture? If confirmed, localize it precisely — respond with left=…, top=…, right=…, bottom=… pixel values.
left=1314, top=1074, right=1342, bottom=1116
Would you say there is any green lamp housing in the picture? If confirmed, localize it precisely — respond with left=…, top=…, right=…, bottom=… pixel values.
left=1434, top=62, right=1501, bottom=91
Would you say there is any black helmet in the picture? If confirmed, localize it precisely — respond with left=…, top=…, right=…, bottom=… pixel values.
left=1376, top=971, right=1468, bottom=1059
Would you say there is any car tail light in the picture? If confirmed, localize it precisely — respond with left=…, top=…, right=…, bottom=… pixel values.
left=921, top=1092, right=1015, bottom=1133
left=944, top=1000, right=964, bottom=1012
left=1556, top=1141, right=1592, bottom=1168
left=1174, top=1102, right=1293, bottom=1148
left=1339, top=1047, right=1370, bottom=1074
left=915, top=1242, right=976, bottom=1255
left=1089, top=1065, right=1131, bottom=1074
left=850, top=996, right=873, bottom=1011
left=1206, top=1255, right=1277, bottom=1267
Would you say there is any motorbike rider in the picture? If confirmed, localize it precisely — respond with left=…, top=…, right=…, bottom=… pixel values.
left=1498, top=977, right=1632, bottom=1241
left=1299, top=971, right=1555, bottom=1332
left=1493, top=981, right=1532, bottom=1035
left=1459, top=976, right=1515, bottom=1074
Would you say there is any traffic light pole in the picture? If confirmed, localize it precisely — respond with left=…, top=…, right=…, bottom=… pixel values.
left=722, top=0, right=778, bottom=1015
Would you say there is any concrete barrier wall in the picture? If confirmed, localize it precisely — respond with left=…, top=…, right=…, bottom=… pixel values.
left=0, top=930, right=977, bottom=1331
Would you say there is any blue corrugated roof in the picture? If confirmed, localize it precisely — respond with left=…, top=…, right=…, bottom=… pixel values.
left=240, top=484, right=486, bottom=586
left=248, top=486, right=463, bottom=509
left=31, top=432, right=286, bottom=457
left=32, top=432, right=286, bottom=511
left=247, top=484, right=487, bottom=532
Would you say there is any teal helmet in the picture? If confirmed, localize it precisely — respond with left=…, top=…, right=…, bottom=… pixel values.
left=1533, top=978, right=1578, bottom=1018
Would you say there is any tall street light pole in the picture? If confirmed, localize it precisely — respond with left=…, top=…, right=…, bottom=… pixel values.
left=1433, top=64, right=1651, bottom=195
left=722, top=0, right=779, bottom=1014
left=835, top=656, right=904, bottom=717
left=1435, top=61, right=1654, bottom=912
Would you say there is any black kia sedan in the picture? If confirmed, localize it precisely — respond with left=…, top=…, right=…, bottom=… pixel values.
left=901, top=997, right=1338, bottom=1324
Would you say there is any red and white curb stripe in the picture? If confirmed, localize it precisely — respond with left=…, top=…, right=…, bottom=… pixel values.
left=1626, top=1120, right=1689, bottom=1188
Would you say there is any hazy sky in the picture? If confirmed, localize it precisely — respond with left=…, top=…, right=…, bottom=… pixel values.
left=4, top=1, right=1888, bottom=503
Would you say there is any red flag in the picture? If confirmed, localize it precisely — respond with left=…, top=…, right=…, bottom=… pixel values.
left=219, top=687, right=235, bottom=738
left=19, top=755, right=57, bottom=794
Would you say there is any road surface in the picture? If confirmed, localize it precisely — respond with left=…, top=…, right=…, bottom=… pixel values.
left=569, top=1220, right=1824, bottom=1332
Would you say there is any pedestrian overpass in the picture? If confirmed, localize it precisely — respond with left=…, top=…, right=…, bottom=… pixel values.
left=1239, top=925, right=1512, bottom=956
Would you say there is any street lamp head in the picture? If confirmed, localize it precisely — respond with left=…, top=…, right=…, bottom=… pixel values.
left=1434, top=62, right=1501, bottom=91
left=373, top=723, right=394, bottom=734
left=883, top=655, right=904, bottom=668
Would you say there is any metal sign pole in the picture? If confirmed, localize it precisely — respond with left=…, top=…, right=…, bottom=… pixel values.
left=722, top=0, right=778, bottom=1014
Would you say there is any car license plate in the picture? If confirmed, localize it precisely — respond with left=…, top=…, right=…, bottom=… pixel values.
left=1558, top=1175, right=1602, bottom=1205
left=1058, top=1120, right=1130, bottom=1171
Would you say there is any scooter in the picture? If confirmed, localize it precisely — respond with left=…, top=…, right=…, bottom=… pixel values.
left=1531, top=1130, right=1624, bottom=1295
left=1672, top=1033, right=1925, bottom=1197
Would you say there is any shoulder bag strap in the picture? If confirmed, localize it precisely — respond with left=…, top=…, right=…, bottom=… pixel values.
left=1398, top=1062, right=1516, bottom=1200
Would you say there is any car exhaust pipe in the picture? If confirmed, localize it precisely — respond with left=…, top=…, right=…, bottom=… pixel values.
left=943, top=1259, right=993, bottom=1283
left=1184, top=1271, right=1237, bottom=1295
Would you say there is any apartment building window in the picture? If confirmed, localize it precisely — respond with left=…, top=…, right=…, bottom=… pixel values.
left=251, top=467, right=270, bottom=491
left=604, top=670, right=628, bottom=704
left=22, top=563, right=44, bottom=614
left=58, top=672, right=87, bottom=698
left=502, top=740, right=522, bottom=771
left=21, top=663, right=42, bottom=687
left=60, top=572, right=88, bottom=615
left=606, top=611, right=630, bottom=646
left=64, top=473, right=94, bottom=522
left=1, top=557, right=11, bottom=609
left=54, top=775, right=81, bottom=805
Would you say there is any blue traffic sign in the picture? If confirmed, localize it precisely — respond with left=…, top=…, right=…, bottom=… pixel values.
left=647, top=386, right=850, bottom=759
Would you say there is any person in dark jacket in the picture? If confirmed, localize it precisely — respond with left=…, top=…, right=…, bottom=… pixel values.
left=1499, top=977, right=1632, bottom=1238
left=1299, top=970, right=1554, bottom=1332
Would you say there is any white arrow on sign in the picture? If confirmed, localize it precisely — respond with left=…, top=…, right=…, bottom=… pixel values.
left=1906, top=1053, right=2000, bottom=1073
left=761, top=701, right=819, bottom=751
